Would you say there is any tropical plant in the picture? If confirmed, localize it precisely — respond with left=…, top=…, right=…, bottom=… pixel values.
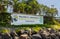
left=0, top=13, right=11, bottom=26
left=27, top=0, right=40, bottom=14
left=32, top=27, right=41, bottom=32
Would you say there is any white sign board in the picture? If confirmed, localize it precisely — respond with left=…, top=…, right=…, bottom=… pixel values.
left=11, top=14, right=43, bottom=25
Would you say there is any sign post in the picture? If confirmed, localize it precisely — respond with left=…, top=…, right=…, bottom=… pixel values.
left=11, top=14, right=43, bottom=25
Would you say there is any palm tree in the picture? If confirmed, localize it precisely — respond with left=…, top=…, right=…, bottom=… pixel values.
left=25, top=5, right=32, bottom=14
left=26, top=0, right=40, bottom=14
left=12, top=0, right=19, bottom=12
left=39, top=5, right=58, bottom=17
left=46, top=8, right=58, bottom=17
left=19, top=3, right=27, bottom=13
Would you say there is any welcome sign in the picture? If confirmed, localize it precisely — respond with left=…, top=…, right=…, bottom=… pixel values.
left=11, top=14, right=43, bottom=25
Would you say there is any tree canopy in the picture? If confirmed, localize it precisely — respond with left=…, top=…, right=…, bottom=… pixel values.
left=0, top=0, right=58, bottom=17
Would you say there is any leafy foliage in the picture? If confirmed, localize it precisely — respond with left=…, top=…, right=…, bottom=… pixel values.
left=0, top=13, right=11, bottom=27
left=0, top=0, right=59, bottom=28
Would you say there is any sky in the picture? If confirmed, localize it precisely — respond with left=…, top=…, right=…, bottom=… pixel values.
left=37, top=0, right=60, bottom=17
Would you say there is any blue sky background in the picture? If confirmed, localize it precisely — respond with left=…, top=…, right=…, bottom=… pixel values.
left=37, top=0, right=60, bottom=17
